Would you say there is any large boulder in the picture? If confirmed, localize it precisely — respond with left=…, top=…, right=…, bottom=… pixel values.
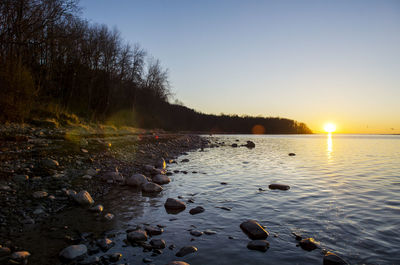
left=152, top=174, right=171, bottom=185
left=73, top=191, right=94, bottom=206
left=240, top=220, right=269, bottom=240
left=141, top=182, right=163, bottom=193
left=59, top=244, right=87, bottom=261
left=126, top=174, right=148, bottom=187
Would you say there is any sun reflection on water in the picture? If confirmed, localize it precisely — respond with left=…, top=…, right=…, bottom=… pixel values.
left=327, top=132, right=333, bottom=160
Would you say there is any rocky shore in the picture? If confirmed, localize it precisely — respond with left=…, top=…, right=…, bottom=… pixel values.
left=0, top=123, right=207, bottom=264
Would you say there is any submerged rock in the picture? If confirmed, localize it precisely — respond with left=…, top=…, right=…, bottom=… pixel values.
left=126, top=174, right=148, bottom=187
left=142, top=182, right=163, bottom=193
left=175, top=246, right=198, bottom=257
left=190, top=230, right=203, bottom=237
left=269, top=183, right=290, bottom=190
left=59, top=244, right=87, bottom=261
left=240, top=220, right=269, bottom=240
left=189, top=206, right=205, bottom=215
left=299, top=238, right=319, bottom=251
left=323, top=252, right=349, bottom=265
left=73, top=190, right=94, bottom=206
left=247, top=240, right=270, bottom=251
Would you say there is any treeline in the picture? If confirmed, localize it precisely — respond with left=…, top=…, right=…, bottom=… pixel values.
left=0, top=0, right=312, bottom=134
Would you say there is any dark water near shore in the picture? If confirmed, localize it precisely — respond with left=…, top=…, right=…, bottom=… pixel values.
left=22, top=134, right=400, bottom=265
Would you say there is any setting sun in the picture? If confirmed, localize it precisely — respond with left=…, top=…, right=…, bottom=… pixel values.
left=324, top=123, right=336, bottom=133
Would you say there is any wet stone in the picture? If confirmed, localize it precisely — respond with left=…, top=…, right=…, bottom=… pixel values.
left=41, top=158, right=59, bottom=169
left=175, top=246, right=198, bottom=257
left=189, top=206, right=205, bottom=215
left=126, top=173, right=148, bottom=187
left=269, top=183, right=290, bottom=190
left=299, top=238, right=319, bottom=251
left=323, top=252, right=349, bottom=265
left=150, top=239, right=166, bottom=249
left=59, top=244, right=87, bottom=261
left=96, top=238, right=114, bottom=251
left=203, top=230, right=217, bottom=235
left=13, top=174, right=29, bottom=182
left=89, top=204, right=104, bottom=213
left=288, top=153, right=296, bottom=156
left=142, top=182, right=163, bottom=193
left=164, top=198, right=186, bottom=214
left=190, top=230, right=203, bottom=237
left=247, top=240, right=270, bottom=251
left=0, top=246, right=11, bottom=257
left=73, top=190, right=94, bottom=206
left=240, top=220, right=269, bottom=240
left=32, top=191, right=48, bottom=199
left=104, top=213, right=114, bottom=221
left=11, top=251, right=31, bottom=262
left=152, top=174, right=171, bottom=185
left=108, top=252, right=122, bottom=262
left=145, top=226, right=164, bottom=236
left=127, top=230, right=148, bottom=242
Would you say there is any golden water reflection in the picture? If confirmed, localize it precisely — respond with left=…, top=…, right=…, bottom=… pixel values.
left=327, top=132, right=333, bottom=159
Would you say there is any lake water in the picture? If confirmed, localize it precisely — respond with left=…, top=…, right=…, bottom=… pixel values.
left=22, top=134, right=400, bottom=265
left=99, top=134, right=400, bottom=265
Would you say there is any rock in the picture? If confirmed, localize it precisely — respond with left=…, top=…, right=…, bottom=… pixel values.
left=181, top=158, right=189, bottom=163
left=0, top=246, right=11, bottom=257
left=82, top=175, right=92, bottom=180
left=203, top=229, right=217, bottom=235
left=164, top=198, right=186, bottom=214
left=268, top=184, right=290, bottom=190
left=96, top=238, right=114, bottom=251
left=104, top=213, right=114, bottom=221
left=11, top=251, right=31, bottom=262
left=109, top=252, right=122, bottom=262
left=231, top=143, right=238, bottom=147
left=143, top=257, right=153, bottom=263
left=73, top=190, right=94, bottom=205
left=33, top=208, right=45, bottom=215
left=142, top=182, right=163, bottom=193
left=156, top=158, right=166, bottom=169
left=59, top=244, right=87, bottom=261
left=288, top=153, right=296, bottom=156
left=168, top=262, right=190, bottom=265
left=323, top=252, right=349, bottom=265
left=127, top=230, right=148, bottom=242
left=240, top=220, right=269, bottom=240
left=13, top=174, right=29, bottom=182
left=247, top=240, right=270, bottom=251
left=101, top=171, right=124, bottom=183
left=126, top=173, right=148, bottom=187
left=190, top=230, right=203, bottom=237
left=152, top=174, right=171, bottom=185
left=32, top=191, right=48, bottom=198
left=150, top=239, right=166, bottom=249
left=292, top=232, right=302, bottom=241
left=244, top=141, right=255, bottom=148
left=41, top=158, right=59, bottom=168
left=89, top=204, right=104, bottom=213
left=299, top=238, right=319, bottom=251
left=189, top=206, right=205, bottom=215
left=0, top=184, right=11, bottom=191
left=175, top=246, right=198, bottom=257
left=65, top=189, right=77, bottom=198
left=86, top=168, right=98, bottom=176
left=145, top=226, right=164, bottom=236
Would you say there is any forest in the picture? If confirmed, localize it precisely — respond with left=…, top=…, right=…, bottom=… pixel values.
left=0, top=0, right=312, bottom=134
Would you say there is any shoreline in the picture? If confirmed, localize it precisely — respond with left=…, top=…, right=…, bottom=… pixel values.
left=0, top=123, right=207, bottom=264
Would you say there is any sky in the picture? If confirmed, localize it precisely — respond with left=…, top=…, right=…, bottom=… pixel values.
left=80, top=0, right=400, bottom=134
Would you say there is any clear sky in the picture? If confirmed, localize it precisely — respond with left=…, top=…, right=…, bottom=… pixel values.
left=80, top=0, right=400, bottom=134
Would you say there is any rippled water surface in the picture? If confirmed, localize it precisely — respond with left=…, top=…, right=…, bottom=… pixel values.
left=26, top=134, right=400, bottom=265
